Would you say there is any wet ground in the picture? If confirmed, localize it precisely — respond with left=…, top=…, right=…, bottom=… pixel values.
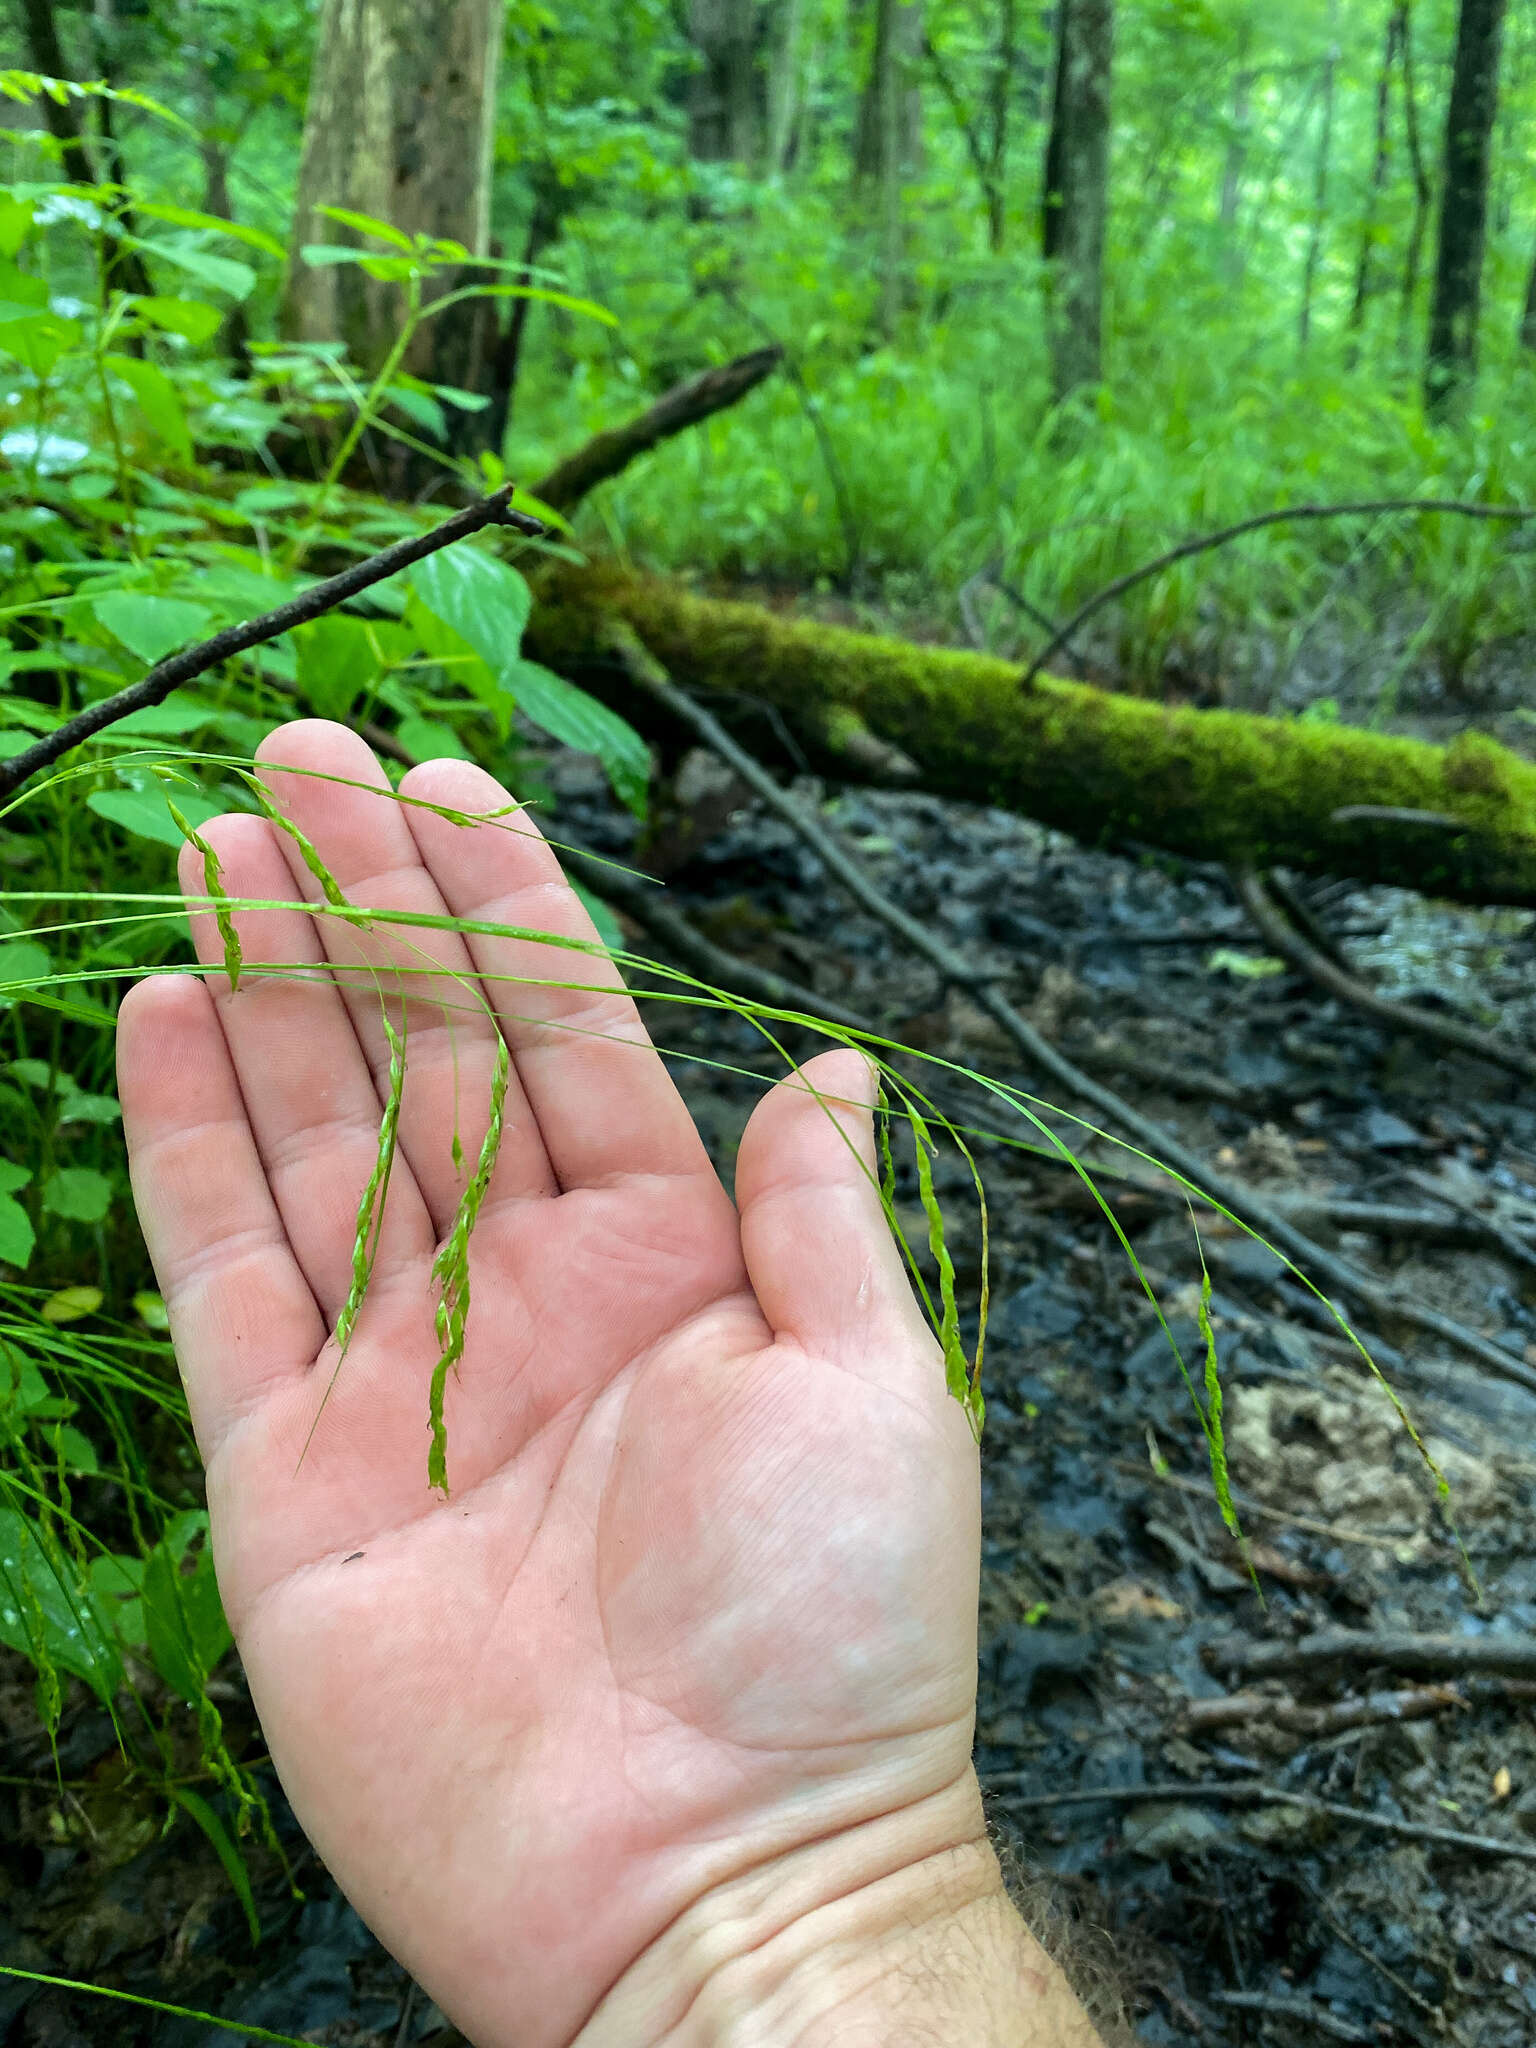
left=5, top=741, right=1536, bottom=2046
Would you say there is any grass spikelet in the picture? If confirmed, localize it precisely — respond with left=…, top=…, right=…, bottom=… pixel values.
left=908, top=1103, right=983, bottom=1440
left=167, top=802, right=242, bottom=993
left=1191, top=1215, right=1254, bottom=1590
left=428, top=1035, right=511, bottom=1494
left=249, top=786, right=353, bottom=914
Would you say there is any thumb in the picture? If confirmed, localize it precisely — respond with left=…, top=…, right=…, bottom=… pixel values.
left=734, top=1048, right=938, bottom=1380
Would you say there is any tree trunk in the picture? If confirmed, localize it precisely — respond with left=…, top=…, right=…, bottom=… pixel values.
left=854, top=0, right=924, bottom=183
left=525, top=565, right=1536, bottom=911
left=1398, top=0, right=1433, bottom=348
left=1041, top=0, right=1114, bottom=400
left=1519, top=233, right=1536, bottom=352
left=983, top=0, right=1019, bottom=254
left=1218, top=62, right=1250, bottom=239
left=1297, top=7, right=1338, bottom=349
left=1347, top=2, right=1404, bottom=344
left=687, top=0, right=762, bottom=163
left=281, top=0, right=505, bottom=380
left=764, top=0, right=804, bottom=173
left=1425, top=0, right=1508, bottom=413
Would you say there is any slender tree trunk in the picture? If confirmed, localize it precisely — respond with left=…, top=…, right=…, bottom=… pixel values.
left=855, top=0, right=923, bottom=336
left=1425, top=0, right=1508, bottom=413
left=1398, top=0, right=1433, bottom=347
left=1348, top=1, right=1404, bottom=344
left=984, top=0, right=1019, bottom=254
left=1218, top=62, right=1251, bottom=238
left=281, top=0, right=504, bottom=379
left=687, top=0, right=761, bottom=163
left=1298, top=8, right=1339, bottom=349
left=1519, top=235, right=1536, bottom=352
left=1042, top=0, right=1114, bottom=399
left=765, top=0, right=804, bottom=173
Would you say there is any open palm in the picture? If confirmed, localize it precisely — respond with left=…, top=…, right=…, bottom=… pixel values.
left=117, top=723, right=986, bottom=2048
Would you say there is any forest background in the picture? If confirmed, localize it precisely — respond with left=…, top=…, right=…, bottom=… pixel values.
left=1, top=0, right=1536, bottom=2041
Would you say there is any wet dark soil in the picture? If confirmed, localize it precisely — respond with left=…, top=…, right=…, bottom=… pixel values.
left=5, top=745, right=1536, bottom=2046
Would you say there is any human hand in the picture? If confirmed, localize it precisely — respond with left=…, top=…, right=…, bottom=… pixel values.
left=118, top=720, right=1096, bottom=2047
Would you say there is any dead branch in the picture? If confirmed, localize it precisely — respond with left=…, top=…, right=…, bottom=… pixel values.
left=1230, top=864, right=1536, bottom=1086
left=1019, top=497, right=1536, bottom=688
left=0, top=488, right=544, bottom=804
left=1180, top=1684, right=1465, bottom=1736
left=1207, top=1629, right=1536, bottom=1683
left=530, top=348, right=782, bottom=515
left=602, top=623, right=1536, bottom=1398
left=986, top=1776, right=1536, bottom=1865
left=1210, top=1992, right=1373, bottom=2044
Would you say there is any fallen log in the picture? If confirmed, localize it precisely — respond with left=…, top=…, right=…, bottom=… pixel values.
left=525, top=563, right=1536, bottom=909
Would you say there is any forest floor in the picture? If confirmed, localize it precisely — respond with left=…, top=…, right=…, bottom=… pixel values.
left=5, top=687, right=1536, bottom=2046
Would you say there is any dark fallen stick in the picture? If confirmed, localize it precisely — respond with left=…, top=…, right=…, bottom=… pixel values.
left=0, top=486, right=545, bottom=804
left=1020, top=496, right=1536, bottom=689
left=1231, top=864, right=1536, bottom=1086
left=606, top=624, right=1536, bottom=1398
left=984, top=1776, right=1536, bottom=1864
left=1180, top=1683, right=1465, bottom=1737
left=1210, top=1991, right=1374, bottom=2044
left=530, top=348, right=782, bottom=516
left=1207, top=1629, right=1536, bottom=1683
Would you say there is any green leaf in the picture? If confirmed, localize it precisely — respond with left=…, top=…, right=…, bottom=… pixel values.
left=0, top=937, right=50, bottom=993
left=129, top=295, right=223, bottom=344
left=0, top=1159, right=31, bottom=1195
left=110, top=696, right=219, bottom=736
left=292, top=612, right=384, bottom=720
left=396, top=715, right=474, bottom=763
left=88, top=786, right=223, bottom=850
left=130, top=201, right=285, bottom=259
left=39, top=1285, right=102, bottom=1323
left=504, top=659, right=651, bottom=817
left=168, top=1786, right=262, bottom=1946
left=133, top=1289, right=169, bottom=1330
left=0, top=307, right=81, bottom=377
left=88, top=1550, right=146, bottom=1649
left=132, top=239, right=256, bottom=302
left=315, top=205, right=415, bottom=252
left=1206, top=949, right=1287, bottom=981
left=47, top=1423, right=97, bottom=1475
left=42, top=1167, right=111, bottom=1223
left=101, top=353, right=192, bottom=460
left=0, top=1507, right=122, bottom=1704
left=56, top=1092, right=121, bottom=1126
left=142, top=1520, right=230, bottom=1703
left=410, top=546, right=531, bottom=669
left=571, top=880, right=624, bottom=953
left=0, top=194, right=34, bottom=256
left=91, top=591, right=211, bottom=665
left=0, top=1194, right=33, bottom=1269
left=298, top=243, right=380, bottom=268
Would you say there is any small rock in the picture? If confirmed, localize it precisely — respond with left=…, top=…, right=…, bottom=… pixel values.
left=1122, top=1802, right=1228, bottom=1859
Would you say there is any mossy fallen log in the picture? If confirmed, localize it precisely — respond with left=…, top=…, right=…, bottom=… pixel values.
left=526, top=563, right=1536, bottom=909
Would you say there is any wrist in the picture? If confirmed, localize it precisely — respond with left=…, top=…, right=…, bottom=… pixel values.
left=572, top=1770, right=1103, bottom=2048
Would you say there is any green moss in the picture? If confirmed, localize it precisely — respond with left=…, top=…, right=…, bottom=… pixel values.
left=527, top=565, right=1536, bottom=908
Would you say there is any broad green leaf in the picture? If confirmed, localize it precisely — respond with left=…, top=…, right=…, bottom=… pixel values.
left=571, top=880, right=624, bottom=953
left=42, top=1167, right=111, bottom=1223
left=142, top=1523, right=231, bottom=1704
left=47, top=1423, right=98, bottom=1475
left=0, top=194, right=33, bottom=256
left=0, top=938, right=50, bottom=991
left=410, top=544, right=531, bottom=704
left=504, top=658, right=651, bottom=817
left=0, top=1194, right=33, bottom=1269
left=292, top=612, right=383, bottom=720
left=88, top=1551, right=146, bottom=1648
left=315, top=205, right=415, bottom=252
left=133, top=238, right=256, bottom=302
left=299, top=242, right=379, bottom=268
left=397, top=715, right=474, bottom=763
left=39, top=1285, right=102, bottom=1323
left=88, top=786, right=223, bottom=850
left=0, top=1159, right=31, bottom=1194
left=130, top=201, right=285, bottom=259
left=101, top=352, right=192, bottom=460
left=0, top=1507, right=122, bottom=1704
left=111, top=695, right=219, bottom=736
left=385, top=382, right=446, bottom=439
left=0, top=308, right=80, bottom=376
left=57, top=1091, right=120, bottom=1125
left=0, top=730, right=31, bottom=759
left=91, top=591, right=210, bottom=666
left=130, top=294, right=223, bottom=344
left=133, top=1289, right=169, bottom=1330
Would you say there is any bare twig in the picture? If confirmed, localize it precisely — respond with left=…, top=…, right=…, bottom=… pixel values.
left=1401, top=1166, right=1536, bottom=1276
left=1180, top=1684, right=1465, bottom=1737
left=1331, top=804, right=1466, bottom=831
left=530, top=348, right=782, bottom=515
left=1209, top=1992, right=1373, bottom=2044
left=0, top=486, right=545, bottom=804
left=1207, top=1630, right=1536, bottom=1684
left=1230, top=865, right=1536, bottom=1086
left=985, top=1777, right=1536, bottom=1865
left=1019, top=497, right=1536, bottom=689
left=1108, top=1459, right=1428, bottom=1551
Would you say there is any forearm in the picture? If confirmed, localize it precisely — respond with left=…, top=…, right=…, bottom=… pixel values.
left=572, top=1773, right=1106, bottom=2048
